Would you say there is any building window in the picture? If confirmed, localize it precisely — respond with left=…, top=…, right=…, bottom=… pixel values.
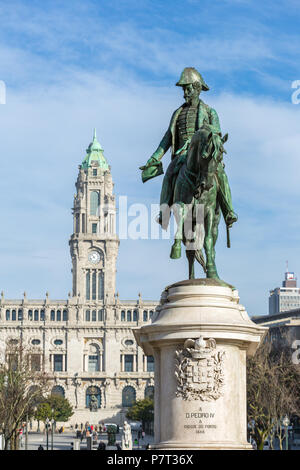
left=18, top=309, right=23, bottom=321
left=86, top=386, right=101, bottom=409
left=34, top=310, right=39, bottom=321
left=145, top=386, right=154, bottom=400
left=53, top=354, right=63, bottom=372
left=85, top=310, right=90, bottom=321
left=93, top=169, right=97, bottom=176
left=124, top=355, right=134, bottom=372
left=127, top=310, right=132, bottom=322
left=98, top=309, right=104, bottom=321
left=50, top=310, right=55, bottom=321
left=56, top=310, right=61, bottom=321
left=63, top=310, right=68, bottom=321
left=121, top=310, right=125, bottom=321
left=51, top=385, right=65, bottom=397
left=88, top=355, right=99, bottom=372
left=133, top=310, right=138, bottom=321
left=32, top=339, right=41, bottom=346
left=122, top=386, right=136, bottom=407
left=92, top=223, right=97, bottom=234
left=54, top=339, right=63, bottom=346
left=149, top=310, right=154, bottom=319
left=82, top=214, right=85, bottom=233
left=92, top=310, right=97, bottom=322
left=6, top=310, right=10, bottom=321
left=147, top=356, right=155, bottom=372
left=40, top=310, right=45, bottom=321
left=98, top=272, right=104, bottom=300
left=86, top=271, right=90, bottom=300
left=12, top=310, right=16, bottom=321
left=76, top=213, right=80, bottom=233
left=31, top=354, right=41, bottom=372
left=92, top=271, right=96, bottom=300
left=90, top=191, right=100, bottom=216
left=143, top=311, right=148, bottom=321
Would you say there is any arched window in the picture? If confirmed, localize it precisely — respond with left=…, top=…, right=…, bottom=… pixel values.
left=133, top=310, right=138, bottom=321
left=122, top=386, right=136, bottom=407
left=34, top=310, right=39, bottom=321
left=92, top=310, right=97, bottom=322
left=90, top=191, right=100, bottom=216
left=143, top=311, right=148, bottom=321
left=28, top=310, right=33, bottom=321
left=18, top=309, right=23, bottom=321
left=127, top=310, right=132, bottom=322
left=85, top=310, right=90, bottom=321
left=51, top=385, right=65, bottom=397
left=86, top=386, right=101, bottom=409
left=12, top=310, right=16, bottom=321
left=88, top=343, right=100, bottom=372
left=63, top=310, right=68, bottom=321
left=56, top=310, right=61, bottom=321
left=145, top=386, right=154, bottom=400
left=6, top=310, right=10, bottom=321
left=121, top=310, right=125, bottom=321
left=149, top=310, right=154, bottom=319
left=50, top=310, right=55, bottom=321
left=92, top=271, right=97, bottom=300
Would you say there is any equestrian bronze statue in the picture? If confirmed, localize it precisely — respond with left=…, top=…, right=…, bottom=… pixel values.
left=140, top=67, right=237, bottom=280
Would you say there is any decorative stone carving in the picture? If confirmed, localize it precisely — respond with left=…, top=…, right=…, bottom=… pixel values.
left=175, top=336, right=225, bottom=401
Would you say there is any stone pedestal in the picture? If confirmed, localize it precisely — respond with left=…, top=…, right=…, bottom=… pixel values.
left=134, top=279, right=267, bottom=450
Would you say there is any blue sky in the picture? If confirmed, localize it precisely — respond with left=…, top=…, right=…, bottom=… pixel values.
left=0, top=0, right=300, bottom=315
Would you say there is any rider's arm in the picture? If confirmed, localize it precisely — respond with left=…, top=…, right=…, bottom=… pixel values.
left=148, top=128, right=172, bottom=163
left=146, top=108, right=180, bottom=165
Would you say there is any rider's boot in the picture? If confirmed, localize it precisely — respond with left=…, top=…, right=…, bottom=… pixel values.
left=170, top=240, right=182, bottom=259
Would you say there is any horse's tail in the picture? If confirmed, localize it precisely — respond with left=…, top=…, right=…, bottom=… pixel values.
left=195, top=249, right=206, bottom=273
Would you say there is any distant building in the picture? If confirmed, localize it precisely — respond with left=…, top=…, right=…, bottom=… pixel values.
left=269, top=270, right=300, bottom=315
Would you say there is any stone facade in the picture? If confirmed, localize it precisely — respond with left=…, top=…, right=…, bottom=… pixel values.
left=0, top=130, right=157, bottom=426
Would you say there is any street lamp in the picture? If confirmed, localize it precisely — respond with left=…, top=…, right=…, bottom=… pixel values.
left=51, top=408, right=54, bottom=451
left=282, top=415, right=289, bottom=451
left=45, top=418, right=49, bottom=450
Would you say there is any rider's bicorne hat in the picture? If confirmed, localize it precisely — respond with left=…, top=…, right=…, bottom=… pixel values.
left=176, top=67, right=209, bottom=91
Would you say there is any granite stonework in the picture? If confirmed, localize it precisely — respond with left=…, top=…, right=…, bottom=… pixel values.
left=134, top=279, right=267, bottom=450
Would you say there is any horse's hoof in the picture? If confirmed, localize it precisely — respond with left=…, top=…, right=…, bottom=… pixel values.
left=170, top=243, right=181, bottom=259
left=206, top=265, right=219, bottom=279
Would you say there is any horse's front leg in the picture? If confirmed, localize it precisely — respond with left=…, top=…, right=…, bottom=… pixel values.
left=186, top=250, right=196, bottom=279
left=170, top=202, right=185, bottom=259
left=204, top=211, right=220, bottom=279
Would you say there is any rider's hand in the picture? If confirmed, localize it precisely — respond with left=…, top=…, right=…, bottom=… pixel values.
left=139, top=155, right=159, bottom=171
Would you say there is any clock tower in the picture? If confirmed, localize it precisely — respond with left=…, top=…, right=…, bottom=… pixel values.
left=69, top=129, right=119, bottom=305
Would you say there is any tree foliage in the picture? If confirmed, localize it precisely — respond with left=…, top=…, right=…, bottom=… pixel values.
left=35, top=394, right=73, bottom=423
left=0, top=344, right=50, bottom=450
left=126, top=398, right=154, bottom=428
left=247, top=332, right=300, bottom=450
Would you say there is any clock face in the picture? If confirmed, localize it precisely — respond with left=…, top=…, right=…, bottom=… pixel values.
left=88, top=251, right=101, bottom=264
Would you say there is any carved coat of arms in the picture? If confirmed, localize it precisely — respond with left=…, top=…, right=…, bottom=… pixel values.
left=175, top=336, right=225, bottom=401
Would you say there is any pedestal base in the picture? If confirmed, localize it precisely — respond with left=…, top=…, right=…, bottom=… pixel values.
left=134, top=279, right=267, bottom=451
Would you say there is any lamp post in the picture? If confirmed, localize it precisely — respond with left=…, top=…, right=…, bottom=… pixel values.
left=283, top=415, right=289, bottom=451
left=25, top=407, right=28, bottom=450
left=51, top=408, right=54, bottom=451
left=45, top=418, right=49, bottom=450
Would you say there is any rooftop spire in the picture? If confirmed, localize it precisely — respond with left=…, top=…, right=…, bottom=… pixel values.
left=81, top=128, right=109, bottom=170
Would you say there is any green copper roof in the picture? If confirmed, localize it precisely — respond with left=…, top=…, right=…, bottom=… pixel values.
left=81, top=129, right=109, bottom=170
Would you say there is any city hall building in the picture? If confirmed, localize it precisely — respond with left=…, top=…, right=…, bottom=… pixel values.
left=0, top=130, right=157, bottom=426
